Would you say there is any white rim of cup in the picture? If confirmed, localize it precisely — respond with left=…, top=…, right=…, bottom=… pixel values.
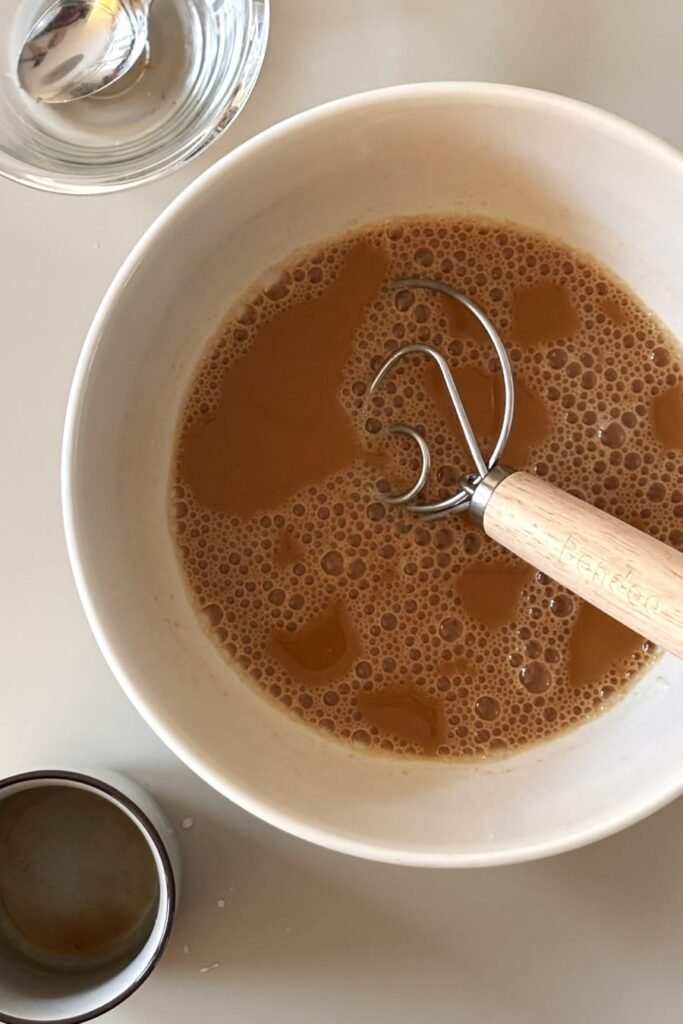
left=61, top=82, right=683, bottom=867
left=0, top=770, right=176, bottom=1024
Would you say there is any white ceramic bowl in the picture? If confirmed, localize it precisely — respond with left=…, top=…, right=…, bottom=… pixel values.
left=63, top=83, right=683, bottom=867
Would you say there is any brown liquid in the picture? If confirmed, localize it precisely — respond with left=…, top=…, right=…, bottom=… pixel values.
left=0, top=787, right=159, bottom=968
left=270, top=603, right=361, bottom=685
left=427, top=359, right=551, bottom=466
left=651, top=383, right=683, bottom=451
left=569, top=604, right=643, bottom=690
left=358, top=686, right=446, bottom=755
left=511, top=280, right=581, bottom=347
left=179, top=244, right=386, bottom=518
left=456, top=562, right=532, bottom=630
left=171, top=217, right=683, bottom=759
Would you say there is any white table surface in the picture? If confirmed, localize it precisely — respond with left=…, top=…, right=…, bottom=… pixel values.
left=3, top=1, right=683, bottom=1020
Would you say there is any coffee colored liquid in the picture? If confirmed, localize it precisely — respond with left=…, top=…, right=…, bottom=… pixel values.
left=171, top=217, right=683, bottom=759
left=0, top=787, right=159, bottom=969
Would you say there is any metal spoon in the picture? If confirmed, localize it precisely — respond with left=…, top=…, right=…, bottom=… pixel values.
left=17, top=0, right=150, bottom=104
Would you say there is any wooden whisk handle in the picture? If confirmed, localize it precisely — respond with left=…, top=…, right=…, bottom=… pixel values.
left=482, top=471, right=683, bottom=657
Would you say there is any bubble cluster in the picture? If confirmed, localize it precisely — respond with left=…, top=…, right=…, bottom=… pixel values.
left=171, top=216, right=682, bottom=760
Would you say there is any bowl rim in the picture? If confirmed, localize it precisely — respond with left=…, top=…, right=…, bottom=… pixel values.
left=62, top=81, right=683, bottom=866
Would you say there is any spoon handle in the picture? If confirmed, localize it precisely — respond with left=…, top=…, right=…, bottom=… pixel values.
left=482, top=470, right=683, bottom=656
